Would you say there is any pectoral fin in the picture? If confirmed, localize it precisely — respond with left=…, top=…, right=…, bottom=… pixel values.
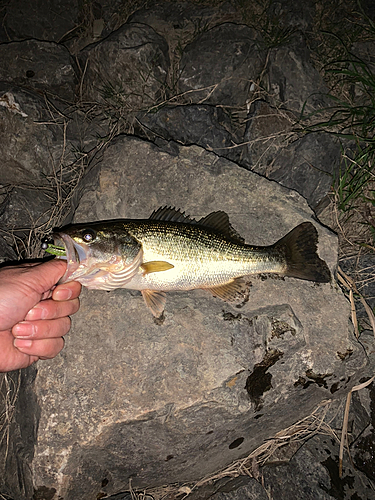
left=204, top=278, right=245, bottom=302
left=141, top=261, right=174, bottom=274
left=141, top=290, right=166, bottom=317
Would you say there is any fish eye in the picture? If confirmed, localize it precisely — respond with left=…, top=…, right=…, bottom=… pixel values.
left=82, top=229, right=96, bottom=242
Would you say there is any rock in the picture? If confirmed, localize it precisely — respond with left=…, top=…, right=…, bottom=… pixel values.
left=0, top=40, right=77, bottom=101
left=238, top=36, right=338, bottom=209
left=266, top=0, right=316, bottom=32
left=243, top=101, right=340, bottom=209
left=351, top=378, right=375, bottom=482
left=0, top=84, right=75, bottom=186
left=30, top=136, right=367, bottom=499
left=80, top=22, right=170, bottom=109
left=262, top=432, right=375, bottom=499
left=267, top=37, right=328, bottom=114
left=244, top=100, right=340, bottom=208
left=128, top=1, right=241, bottom=67
left=137, top=104, right=245, bottom=164
left=0, top=84, right=107, bottom=254
left=0, top=367, right=39, bottom=500
left=129, top=1, right=239, bottom=34
left=208, top=476, right=269, bottom=500
left=179, top=23, right=264, bottom=107
left=2, top=0, right=79, bottom=42
left=0, top=186, right=54, bottom=235
left=0, top=84, right=79, bottom=240
left=0, top=235, right=17, bottom=263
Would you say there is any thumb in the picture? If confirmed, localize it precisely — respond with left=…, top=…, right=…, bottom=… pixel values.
left=21, top=259, right=68, bottom=294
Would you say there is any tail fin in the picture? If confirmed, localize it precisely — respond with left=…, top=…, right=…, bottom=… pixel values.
left=274, top=222, right=331, bottom=283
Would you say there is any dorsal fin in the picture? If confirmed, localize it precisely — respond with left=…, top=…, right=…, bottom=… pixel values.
left=198, top=211, right=245, bottom=244
left=149, top=206, right=197, bottom=224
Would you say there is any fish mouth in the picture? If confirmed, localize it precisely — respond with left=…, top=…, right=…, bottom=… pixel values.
left=54, top=233, right=91, bottom=284
left=54, top=232, right=143, bottom=290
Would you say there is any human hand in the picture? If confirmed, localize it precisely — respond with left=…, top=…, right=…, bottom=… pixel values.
left=0, top=259, right=81, bottom=372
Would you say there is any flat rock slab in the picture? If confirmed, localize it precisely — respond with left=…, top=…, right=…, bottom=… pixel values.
left=32, top=137, right=366, bottom=500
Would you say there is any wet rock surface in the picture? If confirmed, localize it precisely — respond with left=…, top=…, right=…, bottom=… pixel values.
left=0, top=1, right=374, bottom=499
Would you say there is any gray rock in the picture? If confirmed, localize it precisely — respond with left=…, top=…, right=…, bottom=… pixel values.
left=80, top=22, right=170, bottom=109
left=179, top=23, right=264, bottom=107
left=209, top=476, right=269, bottom=500
left=266, top=132, right=339, bottom=209
left=30, top=136, right=367, bottom=499
left=262, top=433, right=375, bottom=499
left=0, top=186, right=53, bottom=234
left=243, top=100, right=340, bottom=209
left=129, top=1, right=238, bottom=32
left=351, top=379, right=375, bottom=483
left=267, top=38, right=328, bottom=114
left=0, top=40, right=77, bottom=101
left=2, top=0, right=79, bottom=42
left=0, top=84, right=111, bottom=258
left=0, top=83, right=85, bottom=244
left=0, top=235, right=17, bottom=263
left=0, top=367, right=39, bottom=500
left=137, top=104, right=245, bottom=164
left=0, top=84, right=75, bottom=186
left=243, top=99, right=295, bottom=173
left=266, top=0, right=316, bottom=32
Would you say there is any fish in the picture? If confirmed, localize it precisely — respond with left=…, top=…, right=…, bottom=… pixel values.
left=43, top=207, right=331, bottom=317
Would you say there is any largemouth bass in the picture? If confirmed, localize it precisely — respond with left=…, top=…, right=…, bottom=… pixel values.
left=43, top=207, right=331, bottom=317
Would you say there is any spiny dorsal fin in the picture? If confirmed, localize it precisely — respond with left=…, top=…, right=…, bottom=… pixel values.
left=203, top=277, right=246, bottom=302
left=141, top=261, right=174, bottom=274
left=149, top=207, right=245, bottom=243
left=198, top=211, right=245, bottom=244
left=141, top=290, right=166, bottom=317
left=149, top=206, right=197, bottom=224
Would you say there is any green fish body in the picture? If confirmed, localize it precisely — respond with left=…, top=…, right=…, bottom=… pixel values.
left=48, top=207, right=331, bottom=317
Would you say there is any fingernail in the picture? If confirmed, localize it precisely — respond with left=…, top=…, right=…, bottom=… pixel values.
left=14, top=338, right=32, bottom=348
left=54, top=288, right=73, bottom=301
left=25, top=306, right=46, bottom=321
left=13, top=321, right=36, bottom=338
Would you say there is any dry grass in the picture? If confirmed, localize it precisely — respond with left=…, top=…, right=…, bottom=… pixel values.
left=0, top=372, right=21, bottom=469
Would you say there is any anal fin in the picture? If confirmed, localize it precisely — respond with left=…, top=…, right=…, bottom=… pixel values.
left=204, top=278, right=245, bottom=302
left=141, top=290, right=166, bottom=317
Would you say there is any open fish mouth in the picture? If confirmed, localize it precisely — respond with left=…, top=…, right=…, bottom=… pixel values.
left=53, top=233, right=90, bottom=284
left=48, top=232, right=143, bottom=290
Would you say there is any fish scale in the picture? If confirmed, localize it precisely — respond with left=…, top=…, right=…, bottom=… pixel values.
left=123, top=221, right=285, bottom=290
left=44, top=207, right=331, bottom=317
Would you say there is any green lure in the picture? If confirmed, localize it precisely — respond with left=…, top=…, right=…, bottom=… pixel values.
left=43, top=243, right=66, bottom=257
